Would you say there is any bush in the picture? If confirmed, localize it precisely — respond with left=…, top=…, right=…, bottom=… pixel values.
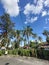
left=18, top=49, right=30, bottom=56
left=8, top=49, right=18, bottom=55
left=0, top=50, right=2, bottom=56
left=12, top=49, right=18, bottom=55
left=6, top=48, right=36, bottom=57
left=18, top=49, right=24, bottom=56
left=2, top=50, right=5, bottom=54
left=36, top=48, right=49, bottom=60
left=24, top=49, right=30, bottom=56
left=18, top=48, right=36, bottom=57
left=43, top=50, right=49, bottom=60
left=30, top=49, right=36, bottom=57
left=36, top=48, right=44, bottom=59
left=8, top=50, right=13, bottom=54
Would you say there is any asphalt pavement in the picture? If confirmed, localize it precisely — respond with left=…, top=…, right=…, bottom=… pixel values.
left=0, top=55, right=49, bottom=65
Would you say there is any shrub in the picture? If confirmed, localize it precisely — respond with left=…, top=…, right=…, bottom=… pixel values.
left=0, top=50, right=2, bottom=56
left=18, top=48, right=36, bottom=57
left=8, top=49, right=18, bottom=55
left=36, top=48, right=44, bottom=59
left=18, top=49, right=24, bottom=56
left=36, top=48, right=49, bottom=60
left=29, top=49, right=36, bottom=57
left=8, top=50, right=13, bottom=54
left=12, top=49, right=18, bottom=55
left=24, top=49, right=30, bottom=56
left=7, top=48, right=37, bottom=57
left=43, top=50, right=49, bottom=60
left=2, top=50, right=5, bottom=55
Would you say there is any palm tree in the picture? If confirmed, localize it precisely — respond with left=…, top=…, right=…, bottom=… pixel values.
left=43, top=30, right=49, bottom=37
left=43, top=30, right=49, bottom=43
left=23, top=38, right=26, bottom=46
left=15, top=30, right=21, bottom=41
left=15, top=30, right=22, bottom=48
left=23, top=26, right=36, bottom=46
left=0, top=13, right=15, bottom=48
left=38, top=36, right=42, bottom=43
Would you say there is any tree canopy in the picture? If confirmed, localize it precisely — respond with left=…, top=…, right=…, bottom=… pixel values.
left=0, top=14, right=15, bottom=47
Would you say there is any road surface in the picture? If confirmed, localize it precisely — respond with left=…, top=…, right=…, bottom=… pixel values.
left=0, top=56, right=49, bottom=65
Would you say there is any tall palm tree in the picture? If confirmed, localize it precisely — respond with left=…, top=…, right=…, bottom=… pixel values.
left=16, top=30, right=21, bottom=41
left=15, top=30, right=22, bottom=48
left=43, top=30, right=49, bottom=37
left=23, top=26, right=36, bottom=46
left=38, top=36, right=42, bottom=43
left=0, top=13, right=15, bottom=48
left=43, top=30, right=49, bottom=43
left=23, top=38, right=26, bottom=46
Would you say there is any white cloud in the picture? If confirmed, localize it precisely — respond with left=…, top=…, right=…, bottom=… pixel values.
left=1, top=0, right=20, bottom=17
left=24, top=16, right=38, bottom=24
left=23, top=3, right=31, bottom=15
left=42, top=10, right=49, bottom=16
left=24, top=21, right=28, bottom=24
left=24, top=0, right=49, bottom=24
left=44, top=0, right=49, bottom=7
left=24, top=0, right=49, bottom=16
left=30, top=17, right=38, bottom=23
left=24, top=3, right=43, bottom=15
left=24, top=15, right=30, bottom=24
left=42, top=11, right=47, bottom=16
left=23, top=0, right=44, bottom=24
left=24, top=0, right=44, bottom=15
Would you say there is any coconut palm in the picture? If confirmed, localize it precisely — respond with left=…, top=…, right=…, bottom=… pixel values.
left=15, top=30, right=22, bottom=48
left=23, top=38, right=26, bottom=46
left=38, top=36, right=42, bottom=43
left=43, top=30, right=49, bottom=43
left=0, top=13, right=15, bottom=48
left=43, top=30, right=49, bottom=37
left=23, top=26, right=36, bottom=46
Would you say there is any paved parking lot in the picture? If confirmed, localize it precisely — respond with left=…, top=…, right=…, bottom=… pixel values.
left=0, top=56, right=49, bottom=65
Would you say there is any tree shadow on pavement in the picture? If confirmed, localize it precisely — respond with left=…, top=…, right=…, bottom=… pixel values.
left=5, top=63, right=9, bottom=65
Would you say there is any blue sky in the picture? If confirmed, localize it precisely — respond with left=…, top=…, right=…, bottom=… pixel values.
left=0, top=0, right=49, bottom=41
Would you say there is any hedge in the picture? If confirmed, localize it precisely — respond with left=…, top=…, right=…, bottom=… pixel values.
left=18, top=48, right=36, bottom=57
left=43, top=50, right=49, bottom=60
left=1, top=48, right=49, bottom=60
left=36, top=48, right=49, bottom=60
left=0, top=50, right=5, bottom=56
left=8, top=49, right=18, bottom=55
left=0, top=49, right=36, bottom=57
left=0, top=50, right=2, bottom=56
